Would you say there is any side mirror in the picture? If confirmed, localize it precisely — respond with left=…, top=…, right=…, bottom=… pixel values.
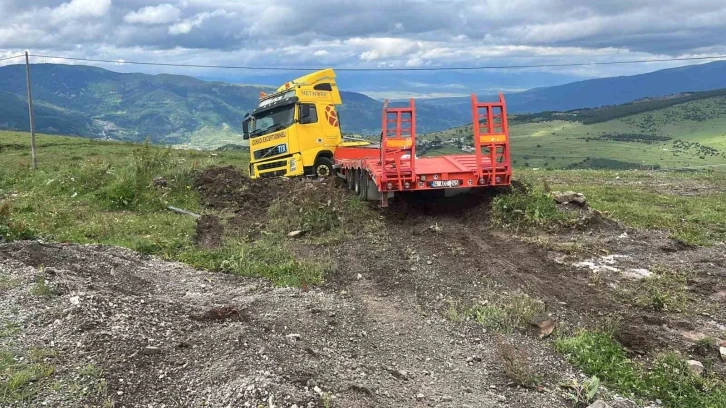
left=242, top=115, right=250, bottom=140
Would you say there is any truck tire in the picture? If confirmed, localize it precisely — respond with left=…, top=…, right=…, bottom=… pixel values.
left=313, top=157, right=334, bottom=178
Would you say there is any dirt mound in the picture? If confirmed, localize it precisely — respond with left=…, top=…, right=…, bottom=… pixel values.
left=194, top=214, right=223, bottom=249
left=615, top=318, right=671, bottom=355
left=193, top=166, right=289, bottom=213
left=193, top=165, right=250, bottom=209
left=573, top=207, right=623, bottom=232
left=193, top=167, right=367, bottom=242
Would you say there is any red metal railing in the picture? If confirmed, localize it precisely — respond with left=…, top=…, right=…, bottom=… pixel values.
left=380, top=99, right=416, bottom=188
left=471, top=93, right=511, bottom=185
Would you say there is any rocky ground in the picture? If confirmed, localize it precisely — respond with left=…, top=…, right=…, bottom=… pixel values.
left=1, top=167, right=724, bottom=407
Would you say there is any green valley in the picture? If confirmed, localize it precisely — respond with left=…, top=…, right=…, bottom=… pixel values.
left=424, top=89, right=726, bottom=170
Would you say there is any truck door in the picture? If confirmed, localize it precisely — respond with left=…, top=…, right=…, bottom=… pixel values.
left=298, top=103, right=325, bottom=147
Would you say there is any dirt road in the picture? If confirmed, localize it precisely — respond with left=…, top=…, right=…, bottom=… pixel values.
left=1, top=169, right=723, bottom=407
left=1, top=236, right=581, bottom=407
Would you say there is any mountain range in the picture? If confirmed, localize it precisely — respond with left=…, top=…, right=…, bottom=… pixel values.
left=428, top=60, right=726, bottom=114
left=0, top=61, right=725, bottom=147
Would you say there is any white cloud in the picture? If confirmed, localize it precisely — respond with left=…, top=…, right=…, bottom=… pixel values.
left=2, top=0, right=726, bottom=83
left=168, top=9, right=229, bottom=35
left=351, top=38, right=422, bottom=61
left=405, top=57, right=425, bottom=67
left=125, top=4, right=182, bottom=25
left=51, top=0, right=112, bottom=24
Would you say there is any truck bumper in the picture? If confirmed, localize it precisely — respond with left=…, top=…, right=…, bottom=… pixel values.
left=249, top=154, right=305, bottom=179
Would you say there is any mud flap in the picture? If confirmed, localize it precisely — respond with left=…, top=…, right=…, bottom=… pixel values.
left=365, top=177, right=381, bottom=201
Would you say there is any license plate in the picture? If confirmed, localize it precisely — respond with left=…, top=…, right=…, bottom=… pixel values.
left=430, top=179, right=460, bottom=188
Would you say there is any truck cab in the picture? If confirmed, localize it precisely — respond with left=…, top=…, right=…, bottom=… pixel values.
left=243, top=68, right=345, bottom=179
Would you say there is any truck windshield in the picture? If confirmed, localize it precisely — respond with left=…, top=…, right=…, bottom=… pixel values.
left=250, top=104, right=294, bottom=138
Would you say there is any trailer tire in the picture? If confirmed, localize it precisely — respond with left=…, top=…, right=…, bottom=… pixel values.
left=357, top=170, right=369, bottom=198
left=313, top=157, right=334, bottom=178
left=353, top=169, right=361, bottom=195
left=346, top=169, right=355, bottom=190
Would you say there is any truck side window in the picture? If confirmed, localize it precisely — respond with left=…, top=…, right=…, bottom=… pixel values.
left=300, top=104, right=318, bottom=124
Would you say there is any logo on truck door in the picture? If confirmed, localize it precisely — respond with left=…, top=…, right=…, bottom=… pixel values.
left=324, top=105, right=339, bottom=127
left=301, top=90, right=329, bottom=98
left=250, top=131, right=286, bottom=146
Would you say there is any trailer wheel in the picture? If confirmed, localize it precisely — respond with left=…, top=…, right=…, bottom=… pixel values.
left=353, top=169, right=361, bottom=195
left=357, top=170, right=369, bottom=198
left=313, top=157, right=334, bottom=178
left=346, top=169, right=355, bottom=190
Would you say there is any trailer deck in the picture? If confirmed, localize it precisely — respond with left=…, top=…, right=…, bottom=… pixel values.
left=334, top=94, right=512, bottom=207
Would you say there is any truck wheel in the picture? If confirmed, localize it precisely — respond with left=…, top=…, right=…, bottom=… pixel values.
left=313, top=157, right=334, bottom=178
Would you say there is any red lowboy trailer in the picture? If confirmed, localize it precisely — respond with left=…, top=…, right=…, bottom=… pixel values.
left=334, top=94, right=512, bottom=207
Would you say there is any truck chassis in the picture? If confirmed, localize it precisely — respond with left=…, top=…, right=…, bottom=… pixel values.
left=333, top=94, right=512, bottom=207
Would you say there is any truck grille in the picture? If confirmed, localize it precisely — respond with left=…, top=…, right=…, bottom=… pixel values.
left=258, top=160, right=287, bottom=171
left=253, top=144, right=287, bottom=160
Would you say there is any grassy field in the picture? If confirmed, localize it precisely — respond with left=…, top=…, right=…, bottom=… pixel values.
left=175, top=126, right=249, bottom=150
left=510, top=169, right=726, bottom=245
left=425, top=94, right=726, bottom=170
left=0, top=130, right=251, bottom=269
left=0, top=131, right=363, bottom=287
left=2, top=130, right=722, bottom=257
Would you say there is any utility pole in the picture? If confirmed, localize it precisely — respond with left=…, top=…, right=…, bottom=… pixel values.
left=25, top=51, right=37, bottom=169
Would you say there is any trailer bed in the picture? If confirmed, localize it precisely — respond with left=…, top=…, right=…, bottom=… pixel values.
left=334, top=94, right=512, bottom=207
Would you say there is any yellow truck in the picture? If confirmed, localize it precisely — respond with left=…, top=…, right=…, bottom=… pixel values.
left=242, top=68, right=365, bottom=179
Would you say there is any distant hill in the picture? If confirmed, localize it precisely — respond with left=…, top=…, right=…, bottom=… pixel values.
left=0, top=64, right=468, bottom=147
left=2, top=61, right=726, bottom=149
left=0, top=64, right=268, bottom=145
left=428, top=61, right=726, bottom=114
left=426, top=88, right=726, bottom=170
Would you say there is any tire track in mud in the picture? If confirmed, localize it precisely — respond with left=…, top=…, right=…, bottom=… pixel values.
left=457, top=222, right=621, bottom=319
left=373, top=206, right=620, bottom=326
left=329, top=237, right=577, bottom=408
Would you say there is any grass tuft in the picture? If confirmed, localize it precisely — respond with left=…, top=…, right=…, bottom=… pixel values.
left=29, top=276, right=58, bottom=298
left=466, top=289, right=545, bottom=333
left=618, top=267, right=691, bottom=312
left=555, top=330, right=726, bottom=408
left=0, top=201, right=36, bottom=241
left=0, top=275, right=21, bottom=292
left=0, top=348, right=56, bottom=405
left=177, top=240, right=328, bottom=287
left=491, top=180, right=577, bottom=231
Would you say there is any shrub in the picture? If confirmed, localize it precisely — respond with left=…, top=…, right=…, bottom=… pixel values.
left=491, top=182, right=574, bottom=230
left=94, top=142, right=196, bottom=211
left=0, top=202, right=35, bottom=241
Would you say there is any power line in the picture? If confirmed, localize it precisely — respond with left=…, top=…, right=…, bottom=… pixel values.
left=0, top=54, right=25, bottom=62
left=25, top=53, right=726, bottom=71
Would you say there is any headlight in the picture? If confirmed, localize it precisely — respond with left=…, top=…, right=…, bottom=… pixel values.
left=290, top=159, right=297, bottom=171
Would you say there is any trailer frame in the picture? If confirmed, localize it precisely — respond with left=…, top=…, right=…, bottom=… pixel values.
left=334, top=94, right=512, bottom=207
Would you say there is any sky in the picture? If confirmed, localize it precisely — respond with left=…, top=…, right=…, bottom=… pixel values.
left=1, top=0, right=725, bottom=97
